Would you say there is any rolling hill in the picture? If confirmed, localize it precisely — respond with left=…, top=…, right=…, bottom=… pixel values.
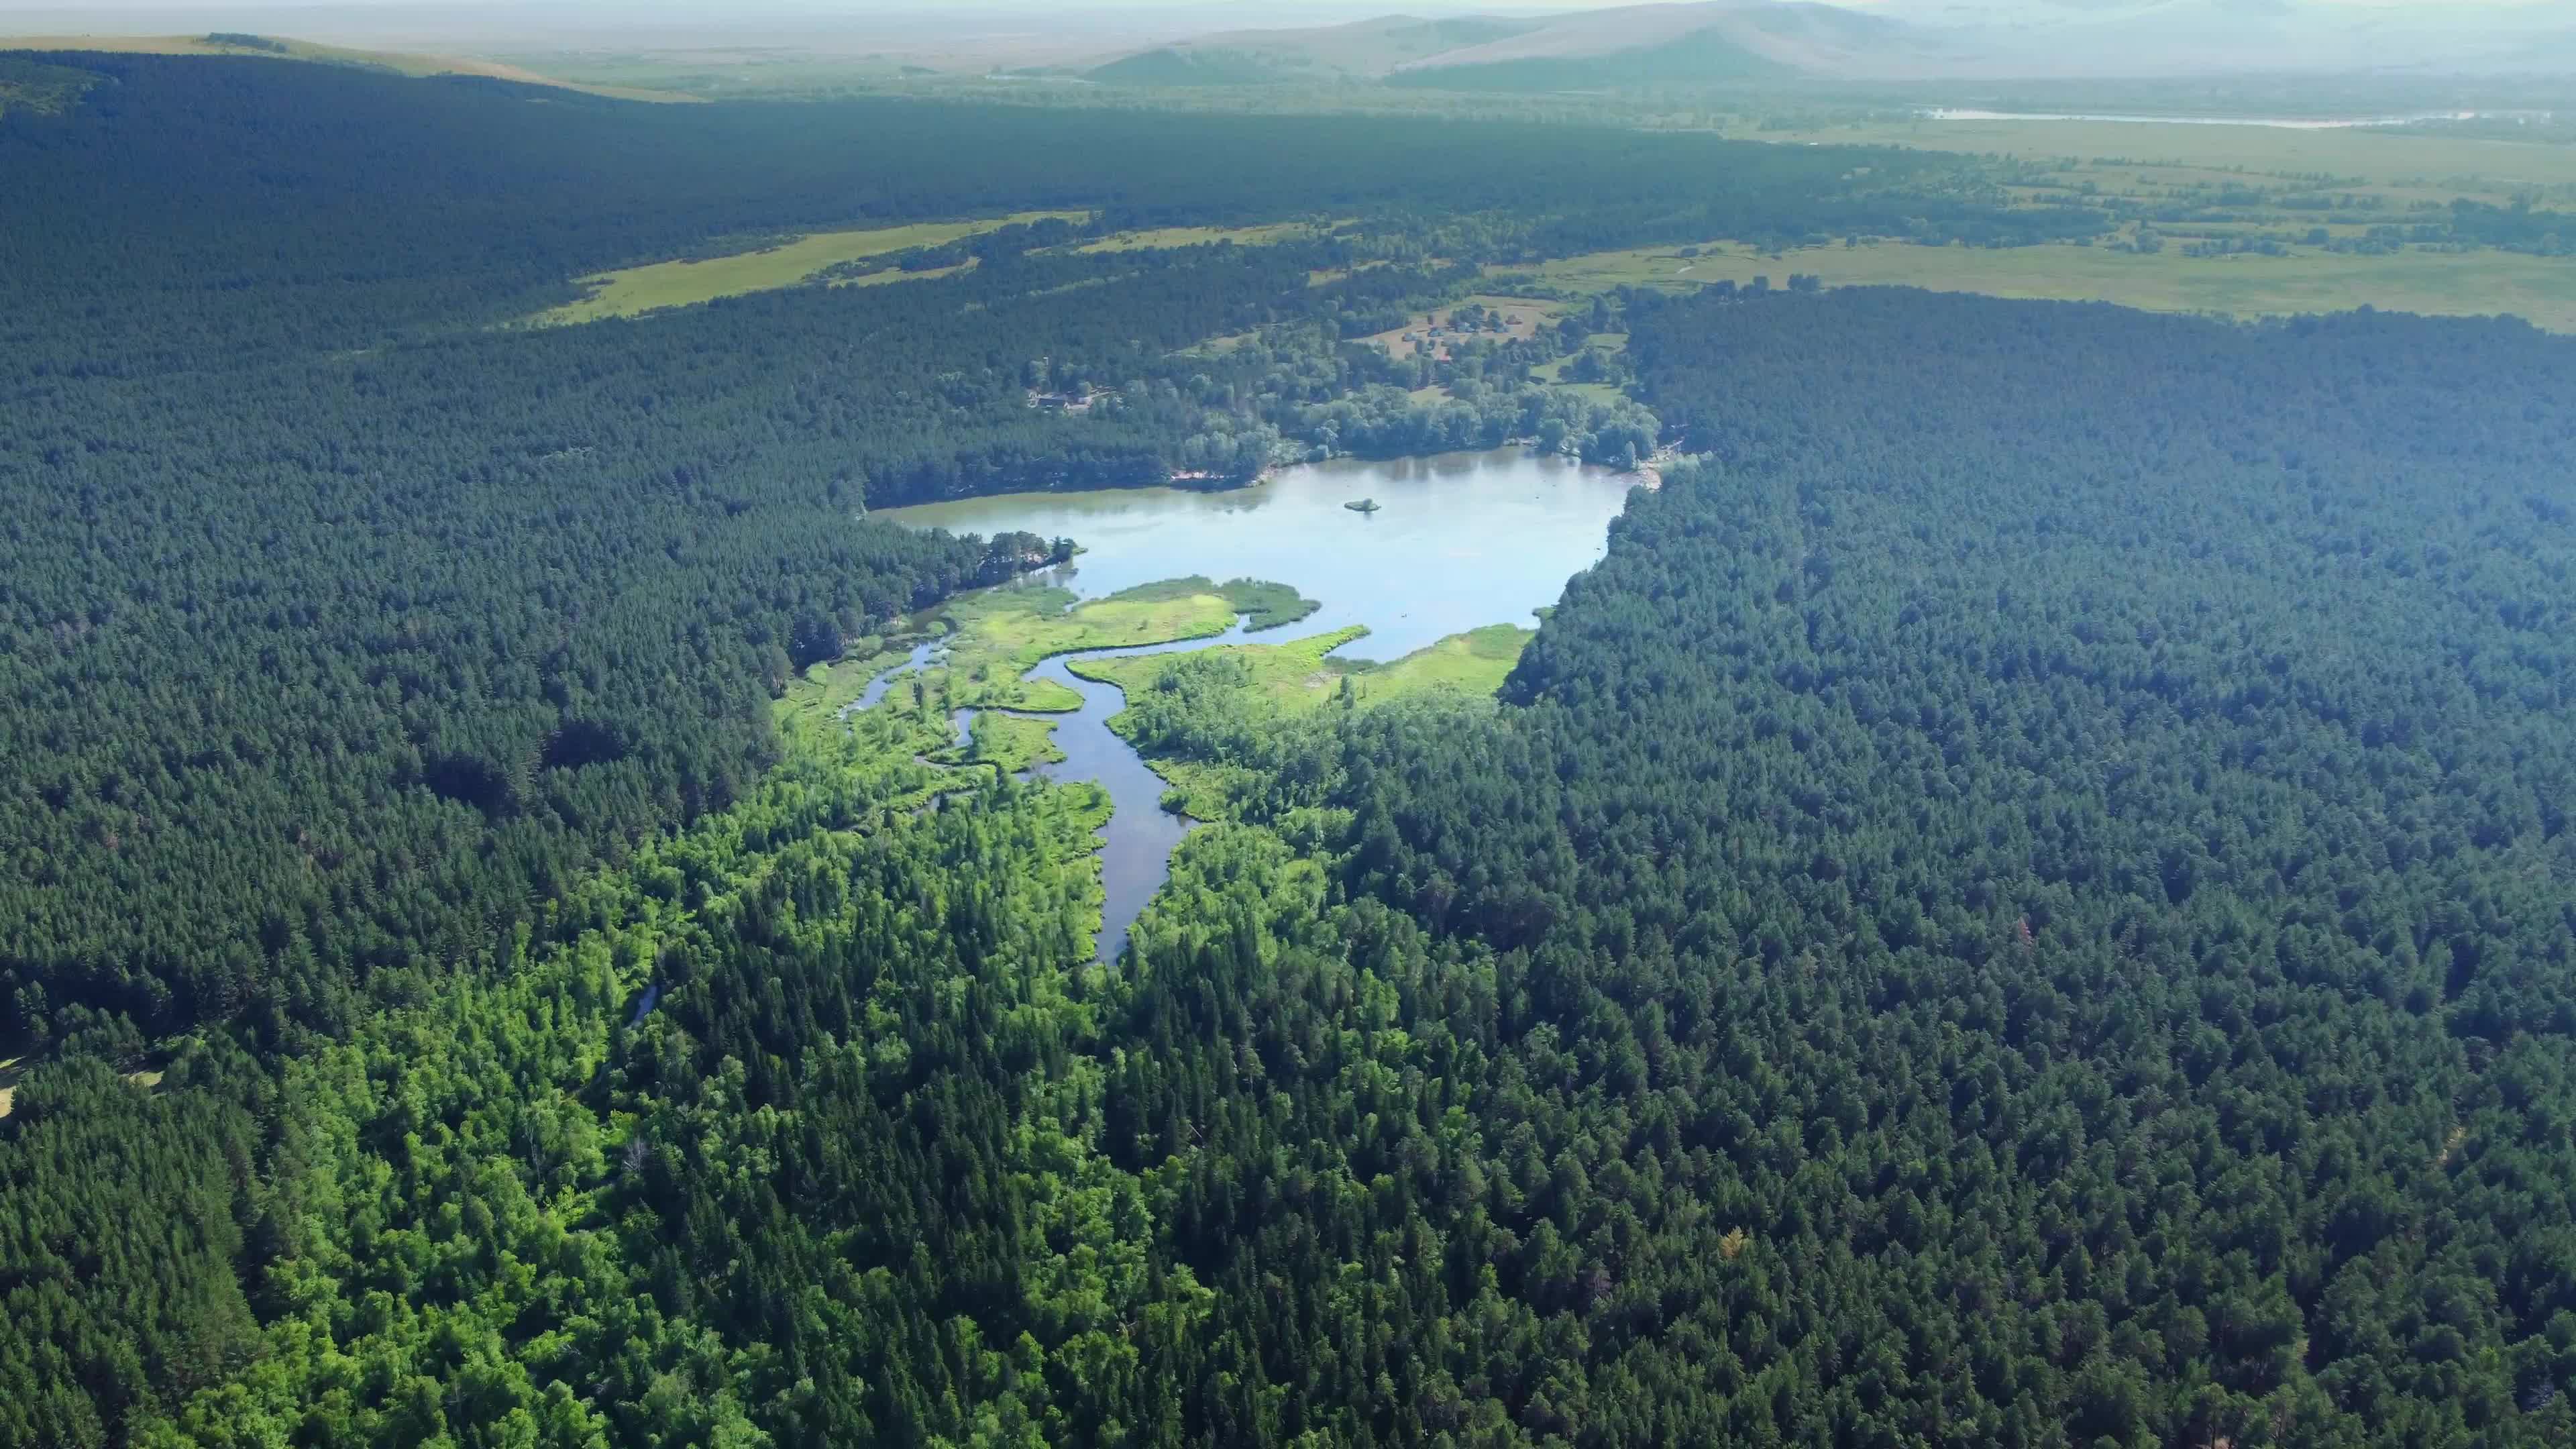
left=1075, top=0, right=2576, bottom=90
left=1085, top=15, right=1540, bottom=86
left=1081, top=3, right=1937, bottom=89
left=0, top=32, right=700, bottom=102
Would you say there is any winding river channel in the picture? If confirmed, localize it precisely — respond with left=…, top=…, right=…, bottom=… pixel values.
left=865, top=447, right=1643, bottom=961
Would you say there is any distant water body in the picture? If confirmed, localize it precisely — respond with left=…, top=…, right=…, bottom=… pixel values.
left=881, top=447, right=1639, bottom=661
left=1923, top=108, right=2487, bottom=130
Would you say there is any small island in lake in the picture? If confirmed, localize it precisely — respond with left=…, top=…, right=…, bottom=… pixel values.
left=1344, top=498, right=1381, bottom=513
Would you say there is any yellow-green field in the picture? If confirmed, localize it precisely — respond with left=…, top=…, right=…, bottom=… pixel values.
left=937, top=583, right=1244, bottom=713
left=1075, top=620, right=1532, bottom=714
left=1350, top=623, right=1534, bottom=700
left=1754, top=117, right=2576, bottom=201
left=833, top=261, right=974, bottom=290
left=1513, top=238, right=2576, bottom=333
left=529, top=211, right=1082, bottom=325
left=945, top=712, right=1066, bottom=776
left=1077, top=221, right=1340, bottom=254
left=0, top=34, right=700, bottom=103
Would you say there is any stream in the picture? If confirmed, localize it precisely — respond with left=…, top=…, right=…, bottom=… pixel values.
left=851, top=622, right=1263, bottom=963
left=863, top=447, right=1643, bottom=963
left=1014, top=621, right=1263, bottom=963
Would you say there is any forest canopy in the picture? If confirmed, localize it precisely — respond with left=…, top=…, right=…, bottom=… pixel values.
left=4, top=52, right=2574, bottom=1449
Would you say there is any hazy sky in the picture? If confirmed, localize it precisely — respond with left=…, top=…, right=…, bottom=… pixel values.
left=5, top=0, right=2559, bottom=54
left=11, top=0, right=2561, bottom=12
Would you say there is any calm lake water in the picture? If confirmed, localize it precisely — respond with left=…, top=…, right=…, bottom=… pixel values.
left=870, top=448, right=1643, bottom=961
left=881, top=447, right=1640, bottom=660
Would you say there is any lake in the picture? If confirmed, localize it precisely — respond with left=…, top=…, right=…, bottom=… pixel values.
left=871, top=448, right=1642, bottom=961
left=880, top=447, right=1641, bottom=659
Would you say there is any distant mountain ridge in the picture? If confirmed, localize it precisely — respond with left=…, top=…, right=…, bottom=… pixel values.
left=1075, top=0, right=2576, bottom=88
left=1083, top=3, right=1940, bottom=88
left=1084, top=14, right=1542, bottom=86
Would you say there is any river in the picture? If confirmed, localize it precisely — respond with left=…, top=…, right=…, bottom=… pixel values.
left=869, top=447, right=1641, bottom=961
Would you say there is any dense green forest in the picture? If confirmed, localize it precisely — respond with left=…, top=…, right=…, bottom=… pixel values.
left=7, top=51, right=2576, bottom=1449
left=1106, top=292, right=2576, bottom=1445
left=0, top=52, right=2055, bottom=1051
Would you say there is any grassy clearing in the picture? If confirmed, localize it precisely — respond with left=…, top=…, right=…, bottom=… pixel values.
left=1752, top=117, right=2576, bottom=202
left=1508, top=117, right=2576, bottom=328
left=1075, top=221, right=1337, bottom=254
left=830, top=260, right=975, bottom=290
left=1177, top=329, right=1263, bottom=355
left=771, top=637, right=909, bottom=736
left=0, top=34, right=699, bottom=103
left=1363, top=294, right=1562, bottom=360
left=931, top=582, right=1245, bottom=712
left=1513, top=238, right=2576, bottom=333
left=1344, top=624, right=1535, bottom=701
left=1307, top=260, right=1401, bottom=288
left=1071, top=625, right=1365, bottom=712
left=944, top=713, right=1067, bottom=776
left=528, top=211, right=1080, bottom=325
left=1088, top=576, right=1319, bottom=631
left=1076, top=620, right=1533, bottom=715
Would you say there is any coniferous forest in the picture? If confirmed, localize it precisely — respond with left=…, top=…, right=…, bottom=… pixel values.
left=3, top=50, right=2574, bottom=1449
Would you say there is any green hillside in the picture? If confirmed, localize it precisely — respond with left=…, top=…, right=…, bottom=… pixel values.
left=1389, top=26, right=1795, bottom=91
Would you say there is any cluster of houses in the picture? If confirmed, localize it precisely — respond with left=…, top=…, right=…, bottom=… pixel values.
left=1399, top=310, right=1522, bottom=349
left=1026, top=386, right=1108, bottom=413
left=1395, top=309, right=1524, bottom=362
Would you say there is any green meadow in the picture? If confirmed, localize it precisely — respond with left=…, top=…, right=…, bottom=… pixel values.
left=1514, top=237, right=2576, bottom=333
left=529, top=211, right=1081, bottom=324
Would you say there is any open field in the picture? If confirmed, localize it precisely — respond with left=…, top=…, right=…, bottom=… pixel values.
left=1526, top=115, right=2576, bottom=331
left=831, top=260, right=975, bottom=290
left=1075, top=221, right=1340, bottom=254
left=1344, top=623, right=1533, bottom=700
left=932, top=581, right=1248, bottom=713
left=1511, top=238, right=2576, bottom=333
left=528, top=211, right=1081, bottom=324
left=1362, top=294, right=1561, bottom=360
left=1118, top=572, right=1329, bottom=629
left=0, top=34, right=700, bottom=103
left=1077, top=619, right=1532, bottom=714
left=1753, top=117, right=2576, bottom=203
